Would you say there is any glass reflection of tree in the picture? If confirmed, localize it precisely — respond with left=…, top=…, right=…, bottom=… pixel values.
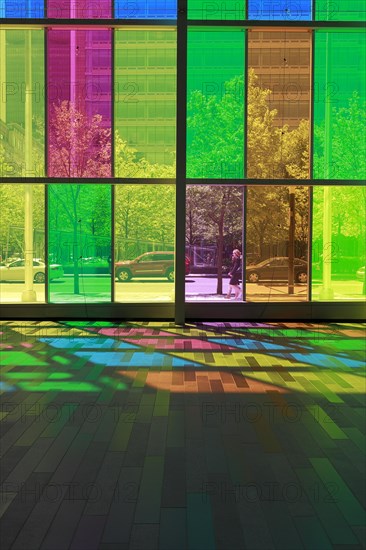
left=186, top=68, right=311, bottom=295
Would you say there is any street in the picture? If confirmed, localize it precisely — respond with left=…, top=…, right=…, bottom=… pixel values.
left=1, top=274, right=365, bottom=303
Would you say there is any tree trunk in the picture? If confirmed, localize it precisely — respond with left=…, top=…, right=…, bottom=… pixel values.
left=73, top=221, right=80, bottom=294
left=216, top=209, right=225, bottom=295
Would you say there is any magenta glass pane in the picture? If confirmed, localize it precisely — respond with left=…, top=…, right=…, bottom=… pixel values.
left=47, top=1, right=112, bottom=18
left=47, top=30, right=112, bottom=178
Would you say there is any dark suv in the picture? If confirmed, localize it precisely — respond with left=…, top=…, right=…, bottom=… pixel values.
left=115, top=252, right=190, bottom=282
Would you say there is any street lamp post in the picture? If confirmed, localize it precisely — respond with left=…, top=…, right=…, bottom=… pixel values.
left=319, top=29, right=334, bottom=300
left=22, top=30, right=37, bottom=302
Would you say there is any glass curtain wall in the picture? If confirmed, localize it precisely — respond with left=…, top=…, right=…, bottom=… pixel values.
left=0, top=5, right=365, bottom=313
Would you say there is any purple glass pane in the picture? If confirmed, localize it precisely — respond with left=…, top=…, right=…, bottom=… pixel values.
left=47, top=0, right=112, bottom=18
left=47, top=30, right=112, bottom=178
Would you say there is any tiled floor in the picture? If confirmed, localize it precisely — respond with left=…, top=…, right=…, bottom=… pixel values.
left=0, top=320, right=365, bottom=550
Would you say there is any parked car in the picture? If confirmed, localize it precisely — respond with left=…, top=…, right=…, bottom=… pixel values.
left=246, top=257, right=308, bottom=283
left=0, top=259, right=64, bottom=283
left=356, top=266, right=365, bottom=281
left=115, top=252, right=190, bottom=282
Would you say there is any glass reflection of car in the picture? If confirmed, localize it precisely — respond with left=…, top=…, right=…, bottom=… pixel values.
left=115, top=252, right=190, bottom=282
left=356, top=266, right=365, bottom=281
left=0, top=259, right=64, bottom=283
left=246, top=257, right=308, bottom=283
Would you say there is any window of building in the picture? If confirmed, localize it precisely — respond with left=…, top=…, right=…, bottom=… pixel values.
left=0, top=5, right=365, bottom=318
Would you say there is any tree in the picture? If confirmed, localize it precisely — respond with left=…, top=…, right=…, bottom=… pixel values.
left=48, top=100, right=111, bottom=178
left=0, top=183, right=44, bottom=259
left=115, top=185, right=175, bottom=260
left=186, top=69, right=310, bottom=293
left=48, top=184, right=112, bottom=294
left=314, top=92, right=366, bottom=180
left=47, top=101, right=112, bottom=292
left=186, top=186, right=243, bottom=293
left=114, top=132, right=175, bottom=178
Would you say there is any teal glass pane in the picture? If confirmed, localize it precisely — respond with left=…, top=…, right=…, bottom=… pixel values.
left=114, top=184, right=175, bottom=303
left=0, top=184, right=45, bottom=303
left=187, top=28, right=245, bottom=178
left=312, top=186, right=366, bottom=302
left=48, top=184, right=112, bottom=303
left=114, top=29, right=176, bottom=178
left=0, top=30, right=45, bottom=177
left=316, top=0, right=366, bottom=21
left=313, top=31, right=366, bottom=180
left=188, top=0, right=245, bottom=19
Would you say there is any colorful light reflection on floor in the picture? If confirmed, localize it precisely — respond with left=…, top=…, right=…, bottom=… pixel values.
left=0, top=321, right=365, bottom=395
left=0, top=321, right=365, bottom=550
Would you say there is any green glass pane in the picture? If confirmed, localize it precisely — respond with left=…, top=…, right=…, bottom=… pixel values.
left=316, top=1, right=366, bottom=21
left=188, top=0, right=245, bottom=20
left=114, top=184, right=175, bottom=303
left=48, top=184, right=112, bottom=303
left=0, top=30, right=45, bottom=177
left=313, top=31, right=366, bottom=180
left=114, top=29, right=176, bottom=178
left=0, top=184, right=45, bottom=303
left=187, top=28, right=245, bottom=178
left=312, top=186, right=366, bottom=302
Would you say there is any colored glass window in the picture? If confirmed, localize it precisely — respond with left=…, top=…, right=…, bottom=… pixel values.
left=246, top=185, right=309, bottom=301
left=115, top=1, right=176, bottom=19
left=188, top=0, right=245, bottom=20
left=47, top=0, right=112, bottom=18
left=187, top=28, right=245, bottom=178
left=248, top=0, right=311, bottom=20
left=115, top=184, right=176, bottom=302
left=315, top=0, right=366, bottom=21
left=185, top=185, right=244, bottom=301
left=0, top=0, right=44, bottom=17
left=114, top=28, right=176, bottom=177
left=0, top=30, right=45, bottom=177
left=247, top=30, right=311, bottom=179
left=313, top=31, right=366, bottom=180
left=0, top=184, right=45, bottom=303
left=312, top=186, right=366, bottom=302
left=48, top=184, right=112, bottom=303
left=47, top=29, right=112, bottom=178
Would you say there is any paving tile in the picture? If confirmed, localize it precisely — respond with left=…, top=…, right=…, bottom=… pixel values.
left=159, top=508, right=186, bottom=550
left=0, top=320, right=365, bottom=550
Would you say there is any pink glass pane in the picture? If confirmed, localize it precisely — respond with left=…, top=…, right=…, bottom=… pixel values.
left=47, top=30, right=112, bottom=178
left=47, top=0, right=112, bottom=18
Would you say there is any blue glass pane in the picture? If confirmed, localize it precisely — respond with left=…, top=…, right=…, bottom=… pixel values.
left=115, top=0, right=176, bottom=19
left=1, top=0, right=44, bottom=17
left=248, top=0, right=312, bottom=20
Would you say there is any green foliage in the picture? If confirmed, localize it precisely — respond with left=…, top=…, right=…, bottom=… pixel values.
left=0, top=184, right=44, bottom=258
left=314, top=92, right=366, bottom=179
left=115, top=132, right=175, bottom=178
left=115, top=185, right=175, bottom=259
left=186, top=70, right=311, bottom=281
left=48, top=185, right=111, bottom=294
left=187, top=69, right=310, bottom=180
